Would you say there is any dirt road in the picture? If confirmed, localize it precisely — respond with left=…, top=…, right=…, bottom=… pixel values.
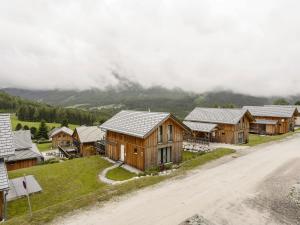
left=56, top=134, right=300, bottom=225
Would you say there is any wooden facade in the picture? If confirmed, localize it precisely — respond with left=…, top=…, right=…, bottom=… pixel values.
left=189, top=114, right=251, bottom=145
left=5, top=158, right=38, bottom=171
left=105, top=118, right=186, bottom=171
left=250, top=116, right=295, bottom=135
left=72, top=130, right=97, bottom=157
left=51, top=131, right=73, bottom=148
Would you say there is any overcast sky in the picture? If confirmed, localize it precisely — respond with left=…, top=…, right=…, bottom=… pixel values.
left=0, top=0, right=300, bottom=96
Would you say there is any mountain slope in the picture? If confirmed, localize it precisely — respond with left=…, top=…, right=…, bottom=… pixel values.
left=2, top=85, right=280, bottom=119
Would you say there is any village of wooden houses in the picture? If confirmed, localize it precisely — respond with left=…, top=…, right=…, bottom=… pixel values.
left=0, top=104, right=299, bottom=224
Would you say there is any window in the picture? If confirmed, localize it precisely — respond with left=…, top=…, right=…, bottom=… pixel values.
left=158, top=125, right=163, bottom=143
left=157, top=147, right=172, bottom=164
left=167, top=125, right=173, bottom=142
left=134, top=148, right=138, bottom=154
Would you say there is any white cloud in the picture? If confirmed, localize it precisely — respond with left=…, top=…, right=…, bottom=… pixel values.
left=0, top=0, right=300, bottom=96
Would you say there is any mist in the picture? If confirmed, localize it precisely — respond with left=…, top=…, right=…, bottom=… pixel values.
left=0, top=0, right=300, bottom=96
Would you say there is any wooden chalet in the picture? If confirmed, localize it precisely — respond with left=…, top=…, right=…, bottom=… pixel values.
left=243, top=106, right=298, bottom=135
left=0, top=114, right=15, bottom=221
left=184, top=108, right=254, bottom=144
left=50, top=126, right=73, bottom=148
left=72, top=126, right=104, bottom=157
left=100, top=110, right=190, bottom=171
left=265, top=105, right=300, bottom=127
left=6, top=130, right=43, bottom=171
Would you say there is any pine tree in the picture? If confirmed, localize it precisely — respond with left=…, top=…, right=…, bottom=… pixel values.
left=15, top=123, right=23, bottom=131
left=37, top=120, right=49, bottom=140
left=61, top=119, right=69, bottom=128
left=30, top=127, right=37, bottom=139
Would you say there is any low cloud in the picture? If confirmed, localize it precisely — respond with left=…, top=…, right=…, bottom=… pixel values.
left=0, top=0, right=300, bottom=96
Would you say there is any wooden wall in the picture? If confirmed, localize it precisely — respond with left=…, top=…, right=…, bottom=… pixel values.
left=211, top=114, right=250, bottom=144
left=106, top=131, right=145, bottom=170
left=52, top=131, right=73, bottom=148
left=6, top=159, right=38, bottom=171
left=72, top=130, right=96, bottom=157
left=105, top=117, right=185, bottom=171
left=250, top=123, right=277, bottom=135
left=144, top=118, right=183, bottom=170
left=251, top=116, right=295, bottom=135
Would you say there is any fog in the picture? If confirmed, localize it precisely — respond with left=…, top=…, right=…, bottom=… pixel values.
left=0, top=0, right=300, bottom=96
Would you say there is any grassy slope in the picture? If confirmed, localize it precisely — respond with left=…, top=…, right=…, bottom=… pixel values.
left=245, top=133, right=295, bottom=147
left=10, top=114, right=78, bottom=131
left=8, top=157, right=112, bottom=219
left=106, top=167, right=137, bottom=181
left=5, top=148, right=234, bottom=225
left=37, top=142, right=53, bottom=152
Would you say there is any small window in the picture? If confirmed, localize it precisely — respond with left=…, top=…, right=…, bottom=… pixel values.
left=167, top=125, right=173, bottom=141
left=158, top=125, right=163, bottom=143
left=134, top=148, right=138, bottom=154
left=222, top=132, right=225, bottom=135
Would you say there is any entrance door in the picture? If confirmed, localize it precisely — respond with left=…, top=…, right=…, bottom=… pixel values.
left=238, top=132, right=244, bottom=144
left=120, top=144, right=125, bottom=162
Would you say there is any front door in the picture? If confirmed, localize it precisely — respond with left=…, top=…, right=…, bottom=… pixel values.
left=120, top=144, right=125, bottom=162
left=238, top=132, right=244, bottom=144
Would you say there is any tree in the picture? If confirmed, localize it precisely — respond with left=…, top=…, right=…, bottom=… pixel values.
left=37, top=120, right=49, bottom=140
left=61, top=119, right=69, bottom=128
left=15, top=123, right=23, bottom=131
left=273, top=98, right=289, bottom=105
left=30, top=127, right=37, bottom=139
left=23, top=125, right=30, bottom=130
left=295, top=101, right=300, bottom=105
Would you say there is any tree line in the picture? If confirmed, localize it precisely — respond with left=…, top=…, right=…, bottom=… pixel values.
left=0, top=91, right=95, bottom=125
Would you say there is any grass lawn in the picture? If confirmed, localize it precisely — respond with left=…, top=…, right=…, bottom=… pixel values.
left=106, top=167, right=137, bottom=181
left=5, top=148, right=234, bottom=225
left=10, top=114, right=78, bottom=131
left=37, top=142, right=53, bottom=152
left=182, top=150, right=205, bottom=162
left=181, top=148, right=235, bottom=170
left=245, top=132, right=295, bottom=147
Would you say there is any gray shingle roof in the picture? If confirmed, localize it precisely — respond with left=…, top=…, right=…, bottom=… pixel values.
left=0, top=159, right=9, bottom=190
left=243, top=106, right=297, bottom=118
left=50, top=126, right=73, bottom=137
left=185, top=108, right=250, bottom=125
left=100, top=110, right=171, bottom=138
left=253, top=119, right=278, bottom=125
left=264, top=105, right=300, bottom=114
left=0, top=114, right=15, bottom=157
left=75, top=126, right=104, bottom=143
left=183, top=121, right=217, bottom=133
left=6, top=144, right=42, bottom=162
left=13, top=130, right=32, bottom=150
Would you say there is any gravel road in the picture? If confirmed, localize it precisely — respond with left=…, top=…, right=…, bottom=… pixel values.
left=55, top=134, right=300, bottom=225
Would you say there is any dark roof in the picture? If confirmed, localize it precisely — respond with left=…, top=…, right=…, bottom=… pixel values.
left=0, top=114, right=15, bottom=157
left=183, top=121, right=217, bottom=133
left=185, top=108, right=252, bottom=125
left=243, top=106, right=297, bottom=118
left=101, top=110, right=187, bottom=138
